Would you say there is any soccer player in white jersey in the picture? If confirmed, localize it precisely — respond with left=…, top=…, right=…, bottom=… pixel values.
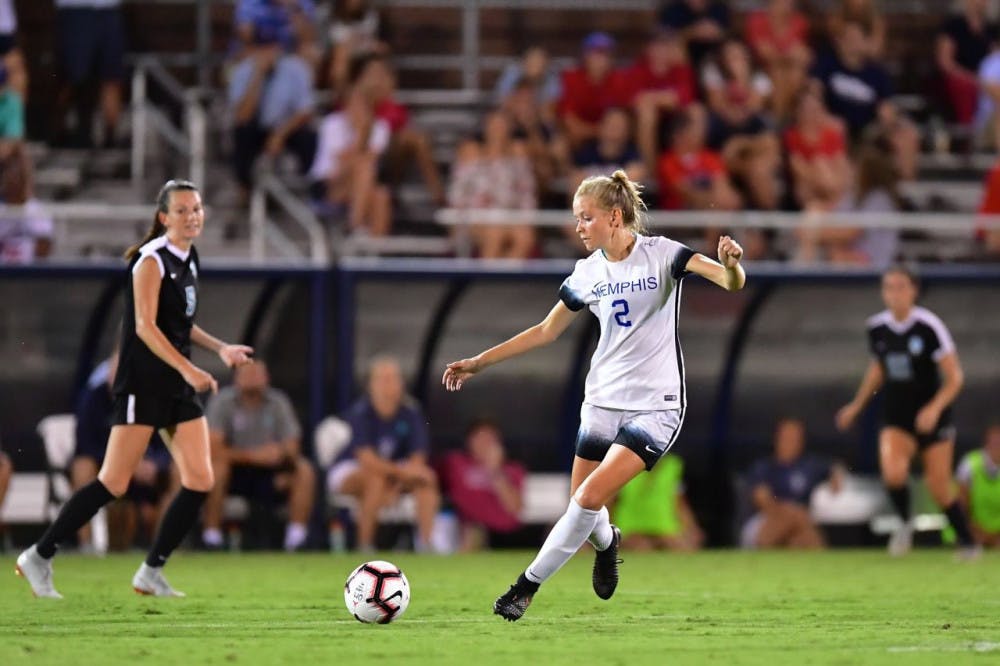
left=442, top=170, right=746, bottom=621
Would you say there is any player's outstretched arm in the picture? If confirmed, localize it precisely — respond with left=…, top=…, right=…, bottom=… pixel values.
left=443, top=301, right=578, bottom=391
left=684, top=235, right=746, bottom=292
left=191, top=325, right=254, bottom=368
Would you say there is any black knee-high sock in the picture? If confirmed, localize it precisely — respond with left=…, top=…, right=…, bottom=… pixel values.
left=36, top=480, right=115, bottom=558
left=887, top=485, right=910, bottom=522
left=145, top=487, right=207, bottom=568
left=944, top=501, right=974, bottom=547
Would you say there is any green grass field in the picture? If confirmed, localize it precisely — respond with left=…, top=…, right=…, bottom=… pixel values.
left=0, top=550, right=997, bottom=665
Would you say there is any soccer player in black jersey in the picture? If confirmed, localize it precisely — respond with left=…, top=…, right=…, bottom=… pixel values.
left=836, top=266, right=978, bottom=558
left=15, top=180, right=253, bottom=598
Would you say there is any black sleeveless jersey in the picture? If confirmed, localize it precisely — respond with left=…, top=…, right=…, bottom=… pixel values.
left=112, top=237, right=200, bottom=398
left=866, top=306, right=955, bottom=418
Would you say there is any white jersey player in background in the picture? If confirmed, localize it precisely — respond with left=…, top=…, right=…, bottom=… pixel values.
left=443, top=170, right=746, bottom=621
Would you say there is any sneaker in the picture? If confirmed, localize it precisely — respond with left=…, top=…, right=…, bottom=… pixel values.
left=15, top=545, right=63, bottom=599
left=493, top=582, right=534, bottom=622
left=888, top=522, right=913, bottom=557
left=132, top=563, right=186, bottom=597
left=592, top=525, right=622, bottom=600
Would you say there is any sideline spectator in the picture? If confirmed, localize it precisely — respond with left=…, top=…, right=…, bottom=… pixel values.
left=52, top=0, right=125, bottom=148
left=328, top=0, right=385, bottom=98
left=703, top=38, right=780, bottom=211
left=0, top=0, right=26, bottom=100
left=0, top=145, right=52, bottom=264
left=235, top=0, right=319, bottom=65
left=614, top=453, right=704, bottom=551
left=441, top=419, right=525, bottom=551
left=557, top=32, right=631, bottom=149
left=827, top=0, right=885, bottom=59
left=745, top=0, right=811, bottom=121
left=73, top=354, right=176, bottom=551
left=937, top=0, right=994, bottom=127
left=784, top=86, right=851, bottom=211
left=308, top=89, right=392, bottom=236
left=957, top=424, right=1000, bottom=547
left=325, top=355, right=440, bottom=552
left=228, top=23, right=316, bottom=204
left=204, top=361, right=314, bottom=552
left=0, top=437, right=11, bottom=527
left=658, top=0, right=731, bottom=68
left=447, top=111, right=537, bottom=259
left=658, top=105, right=740, bottom=214
left=742, top=418, right=843, bottom=549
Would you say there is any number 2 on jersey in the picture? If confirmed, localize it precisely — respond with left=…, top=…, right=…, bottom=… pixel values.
left=611, top=299, right=632, bottom=328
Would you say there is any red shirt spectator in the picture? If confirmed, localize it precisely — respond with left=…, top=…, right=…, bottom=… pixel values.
left=558, top=66, right=630, bottom=125
left=658, top=150, right=727, bottom=210
left=745, top=6, right=810, bottom=58
left=784, top=122, right=845, bottom=161
left=625, top=55, right=695, bottom=107
left=978, top=159, right=1000, bottom=247
left=374, top=97, right=409, bottom=133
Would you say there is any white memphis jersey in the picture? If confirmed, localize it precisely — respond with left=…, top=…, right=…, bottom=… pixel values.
left=559, top=233, right=696, bottom=411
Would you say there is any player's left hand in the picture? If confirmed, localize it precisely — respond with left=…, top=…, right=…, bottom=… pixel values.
left=915, top=404, right=940, bottom=434
left=219, top=344, right=254, bottom=368
left=442, top=357, right=482, bottom=391
left=718, top=235, right=744, bottom=268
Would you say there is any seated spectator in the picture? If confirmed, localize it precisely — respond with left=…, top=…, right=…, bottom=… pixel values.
left=702, top=38, right=780, bottom=211
left=0, top=0, right=26, bottom=100
left=975, top=31, right=1000, bottom=151
left=441, top=419, right=525, bottom=551
left=658, top=0, right=731, bottom=68
left=784, top=86, right=851, bottom=210
left=937, top=0, right=994, bottom=127
left=0, top=145, right=53, bottom=264
left=745, top=0, right=811, bottom=120
left=204, top=361, right=314, bottom=552
left=308, top=89, right=391, bottom=236
left=628, top=27, right=695, bottom=173
left=328, top=0, right=385, bottom=98
left=742, top=418, right=843, bottom=549
left=447, top=111, right=537, bottom=259
left=827, top=0, right=885, bottom=59
left=351, top=54, right=446, bottom=206
left=557, top=32, right=631, bottom=149
left=0, top=63, right=23, bottom=157
left=658, top=105, right=740, bottom=217
left=234, top=0, right=319, bottom=66
left=326, top=354, right=440, bottom=552
left=500, top=79, right=559, bottom=189
left=614, top=453, right=704, bottom=551
left=52, top=0, right=125, bottom=148
left=957, top=424, right=1000, bottom=547
left=570, top=107, right=645, bottom=189
left=0, top=438, right=11, bottom=525
left=811, top=19, right=919, bottom=179
left=73, top=354, right=176, bottom=551
left=494, top=46, right=562, bottom=115
left=228, top=23, right=317, bottom=204
left=976, top=152, right=1000, bottom=255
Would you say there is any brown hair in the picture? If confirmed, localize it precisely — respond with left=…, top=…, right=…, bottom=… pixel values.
left=574, top=169, right=647, bottom=234
left=124, top=179, right=199, bottom=260
left=883, top=263, right=921, bottom=291
left=854, top=133, right=901, bottom=209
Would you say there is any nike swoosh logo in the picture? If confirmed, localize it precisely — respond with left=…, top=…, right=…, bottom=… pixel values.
left=645, top=445, right=659, bottom=454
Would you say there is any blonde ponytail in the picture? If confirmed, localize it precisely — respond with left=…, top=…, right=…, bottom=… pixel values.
left=575, top=169, right=647, bottom=234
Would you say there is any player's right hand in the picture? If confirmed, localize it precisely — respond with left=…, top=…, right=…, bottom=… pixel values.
left=442, top=357, right=481, bottom=392
left=183, top=364, right=218, bottom=394
left=834, top=403, right=859, bottom=432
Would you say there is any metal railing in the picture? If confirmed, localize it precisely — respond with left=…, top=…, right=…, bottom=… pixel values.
left=249, top=173, right=329, bottom=264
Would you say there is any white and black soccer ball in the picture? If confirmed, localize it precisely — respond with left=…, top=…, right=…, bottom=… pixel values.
left=344, top=560, right=410, bottom=624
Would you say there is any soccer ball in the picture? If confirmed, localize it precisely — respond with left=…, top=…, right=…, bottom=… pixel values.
left=344, top=560, right=410, bottom=624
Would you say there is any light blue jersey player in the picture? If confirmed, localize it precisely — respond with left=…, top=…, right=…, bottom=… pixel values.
left=443, top=169, right=746, bottom=621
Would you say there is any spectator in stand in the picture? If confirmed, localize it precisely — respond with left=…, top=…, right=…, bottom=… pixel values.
left=328, top=0, right=385, bottom=99
left=811, top=19, right=919, bottom=180
left=957, top=424, right=1000, bottom=547
left=441, top=419, right=525, bottom=551
left=785, top=86, right=851, bottom=211
left=326, top=354, right=440, bottom=552
left=308, top=88, right=392, bottom=236
left=351, top=54, right=446, bottom=206
left=0, top=436, right=11, bottom=527
left=937, top=0, right=994, bottom=127
left=52, top=0, right=125, bottom=148
left=975, top=30, right=1000, bottom=151
left=659, top=105, right=740, bottom=214
left=658, top=0, right=731, bottom=68
left=570, top=107, right=645, bottom=187
left=628, top=27, right=695, bottom=174
left=235, top=0, right=319, bottom=66
left=0, top=62, right=22, bottom=158
left=557, top=32, right=631, bottom=150
left=0, top=145, right=53, bottom=264
left=501, top=79, right=559, bottom=190
left=976, top=150, right=1000, bottom=255
left=745, top=0, right=812, bottom=121
left=72, top=354, right=177, bottom=551
left=203, top=361, right=315, bottom=552
left=742, top=418, right=843, bottom=549
left=702, top=38, right=781, bottom=211
left=0, top=0, right=26, bottom=100
left=228, top=22, right=317, bottom=205
left=447, top=111, right=537, bottom=259
left=495, top=46, right=562, bottom=116
left=827, top=0, right=885, bottom=59
left=613, top=453, right=704, bottom=551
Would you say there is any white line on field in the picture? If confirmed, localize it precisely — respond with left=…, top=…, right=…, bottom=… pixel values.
left=887, top=642, right=1000, bottom=653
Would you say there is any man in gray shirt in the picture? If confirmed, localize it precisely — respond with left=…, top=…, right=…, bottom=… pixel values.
left=203, top=361, right=315, bottom=551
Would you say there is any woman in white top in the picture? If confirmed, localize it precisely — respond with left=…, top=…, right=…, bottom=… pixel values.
left=443, top=170, right=746, bottom=621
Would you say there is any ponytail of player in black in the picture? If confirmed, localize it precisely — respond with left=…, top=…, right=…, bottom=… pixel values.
left=124, top=179, right=200, bottom=260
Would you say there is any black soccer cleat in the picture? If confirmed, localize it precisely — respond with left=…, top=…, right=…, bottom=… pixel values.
left=493, top=583, right=534, bottom=622
left=592, top=525, right=622, bottom=600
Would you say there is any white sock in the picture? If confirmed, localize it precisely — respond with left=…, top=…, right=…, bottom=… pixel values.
left=588, top=506, right=613, bottom=551
left=524, top=499, right=600, bottom=584
left=202, top=528, right=223, bottom=547
left=284, top=523, right=308, bottom=551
